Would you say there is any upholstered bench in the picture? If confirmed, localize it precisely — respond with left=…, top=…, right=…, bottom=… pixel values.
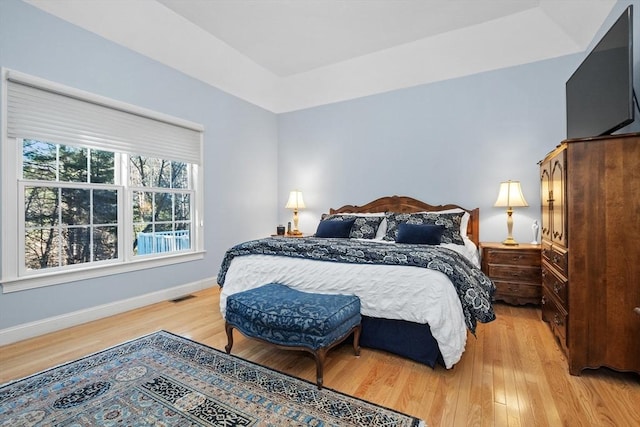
left=224, top=283, right=361, bottom=389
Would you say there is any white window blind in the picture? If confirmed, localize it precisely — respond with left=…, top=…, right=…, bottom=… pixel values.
left=6, top=71, right=203, bottom=165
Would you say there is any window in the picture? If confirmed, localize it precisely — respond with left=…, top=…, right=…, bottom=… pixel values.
left=2, top=69, right=204, bottom=292
left=22, top=140, right=119, bottom=271
left=130, top=156, right=193, bottom=256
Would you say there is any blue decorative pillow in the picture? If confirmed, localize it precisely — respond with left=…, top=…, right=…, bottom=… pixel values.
left=320, top=214, right=383, bottom=239
left=396, top=223, right=444, bottom=245
left=315, top=218, right=356, bottom=238
left=384, top=212, right=465, bottom=245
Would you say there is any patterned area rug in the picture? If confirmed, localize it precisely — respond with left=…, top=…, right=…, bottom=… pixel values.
left=0, top=330, right=425, bottom=426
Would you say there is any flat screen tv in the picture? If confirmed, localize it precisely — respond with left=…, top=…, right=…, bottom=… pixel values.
left=566, top=5, right=634, bottom=140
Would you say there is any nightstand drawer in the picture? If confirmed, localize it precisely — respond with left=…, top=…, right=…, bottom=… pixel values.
left=485, top=249, right=541, bottom=267
left=494, top=281, right=541, bottom=301
left=486, top=265, right=541, bottom=283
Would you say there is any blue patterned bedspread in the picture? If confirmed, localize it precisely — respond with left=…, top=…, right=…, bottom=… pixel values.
left=217, top=237, right=496, bottom=333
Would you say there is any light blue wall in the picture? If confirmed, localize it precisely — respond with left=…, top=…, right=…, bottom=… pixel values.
left=0, top=0, right=278, bottom=329
left=277, top=59, right=568, bottom=242
left=277, top=0, right=640, bottom=242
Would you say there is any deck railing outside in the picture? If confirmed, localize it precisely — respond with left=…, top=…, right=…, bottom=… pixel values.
left=137, top=230, right=190, bottom=255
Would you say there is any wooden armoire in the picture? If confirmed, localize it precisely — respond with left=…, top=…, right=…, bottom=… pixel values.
left=539, top=132, right=640, bottom=375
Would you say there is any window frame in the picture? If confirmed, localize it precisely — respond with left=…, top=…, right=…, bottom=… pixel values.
left=1, top=69, right=205, bottom=293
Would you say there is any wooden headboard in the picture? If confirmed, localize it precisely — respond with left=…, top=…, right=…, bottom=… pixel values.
left=329, top=195, right=480, bottom=245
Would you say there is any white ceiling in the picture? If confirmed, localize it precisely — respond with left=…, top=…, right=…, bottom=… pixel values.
left=157, top=0, right=544, bottom=77
left=24, top=0, right=616, bottom=113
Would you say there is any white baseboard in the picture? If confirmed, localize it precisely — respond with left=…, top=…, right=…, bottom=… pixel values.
left=0, top=277, right=216, bottom=346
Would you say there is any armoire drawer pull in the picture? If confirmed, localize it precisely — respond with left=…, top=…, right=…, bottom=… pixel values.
left=553, top=314, right=562, bottom=326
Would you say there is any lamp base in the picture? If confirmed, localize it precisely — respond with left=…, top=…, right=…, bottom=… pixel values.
left=289, top=230, right=303, bottom=236
left=502, top=237, right=519, bottom=246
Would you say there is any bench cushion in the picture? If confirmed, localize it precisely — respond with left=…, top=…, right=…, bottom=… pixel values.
left=225, top=283, right=361, bottom=350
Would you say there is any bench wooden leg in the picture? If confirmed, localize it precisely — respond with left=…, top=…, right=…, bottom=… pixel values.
left=312, top=324, right=361, bottom=389
left=353, top=324, right=361, bottom=356
left=313, top=348, right=327, bottom=389
left=224, top=321, right=234, bottom=354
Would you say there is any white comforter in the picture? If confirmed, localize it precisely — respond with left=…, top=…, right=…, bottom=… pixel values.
left=220, top=242, right=479, bottom=368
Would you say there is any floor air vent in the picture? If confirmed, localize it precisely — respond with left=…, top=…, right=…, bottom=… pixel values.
left=170, top=294, right=195, bottom=303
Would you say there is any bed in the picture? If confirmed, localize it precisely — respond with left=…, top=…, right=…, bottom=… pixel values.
left=217, top=195, right=495, bottom=369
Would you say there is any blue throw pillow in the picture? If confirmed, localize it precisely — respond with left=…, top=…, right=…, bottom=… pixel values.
left=395, top=223, right=444, bottom=245
left=321, top=214, right=384, bottom=239
left=315, top=218, right=356, bottom=238
left=384, top=212, right=465, bottom=245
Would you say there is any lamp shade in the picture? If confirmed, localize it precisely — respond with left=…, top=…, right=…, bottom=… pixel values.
left=494, top=180, right=528, bottom=208
left=285, top=190, right=306, bottom=210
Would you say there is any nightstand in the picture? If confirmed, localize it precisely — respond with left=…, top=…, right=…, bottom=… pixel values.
left=480, top=242, right=542, bottom=305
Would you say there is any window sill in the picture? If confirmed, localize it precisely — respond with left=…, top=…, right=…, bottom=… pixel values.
left=1, top=250, right=206, bottom=293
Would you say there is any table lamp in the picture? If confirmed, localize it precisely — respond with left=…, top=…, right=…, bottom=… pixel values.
left=285, top=190, right=305, bottom=235
left=494, top=180, right=528, bottom=246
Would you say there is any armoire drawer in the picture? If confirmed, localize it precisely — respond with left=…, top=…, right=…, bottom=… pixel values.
left=541, top=242, right=568, bottom=276
left=542, top=264, right=568, bottom=307
left=541, top=287, right=568, bottom=351
left=550, top=245, right=568, bottom=276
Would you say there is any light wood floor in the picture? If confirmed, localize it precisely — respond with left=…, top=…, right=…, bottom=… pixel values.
left=1, top=287, right=638, bottom=426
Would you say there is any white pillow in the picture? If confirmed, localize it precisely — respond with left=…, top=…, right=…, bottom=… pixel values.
left=375, top=218, right=388, bottom=239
